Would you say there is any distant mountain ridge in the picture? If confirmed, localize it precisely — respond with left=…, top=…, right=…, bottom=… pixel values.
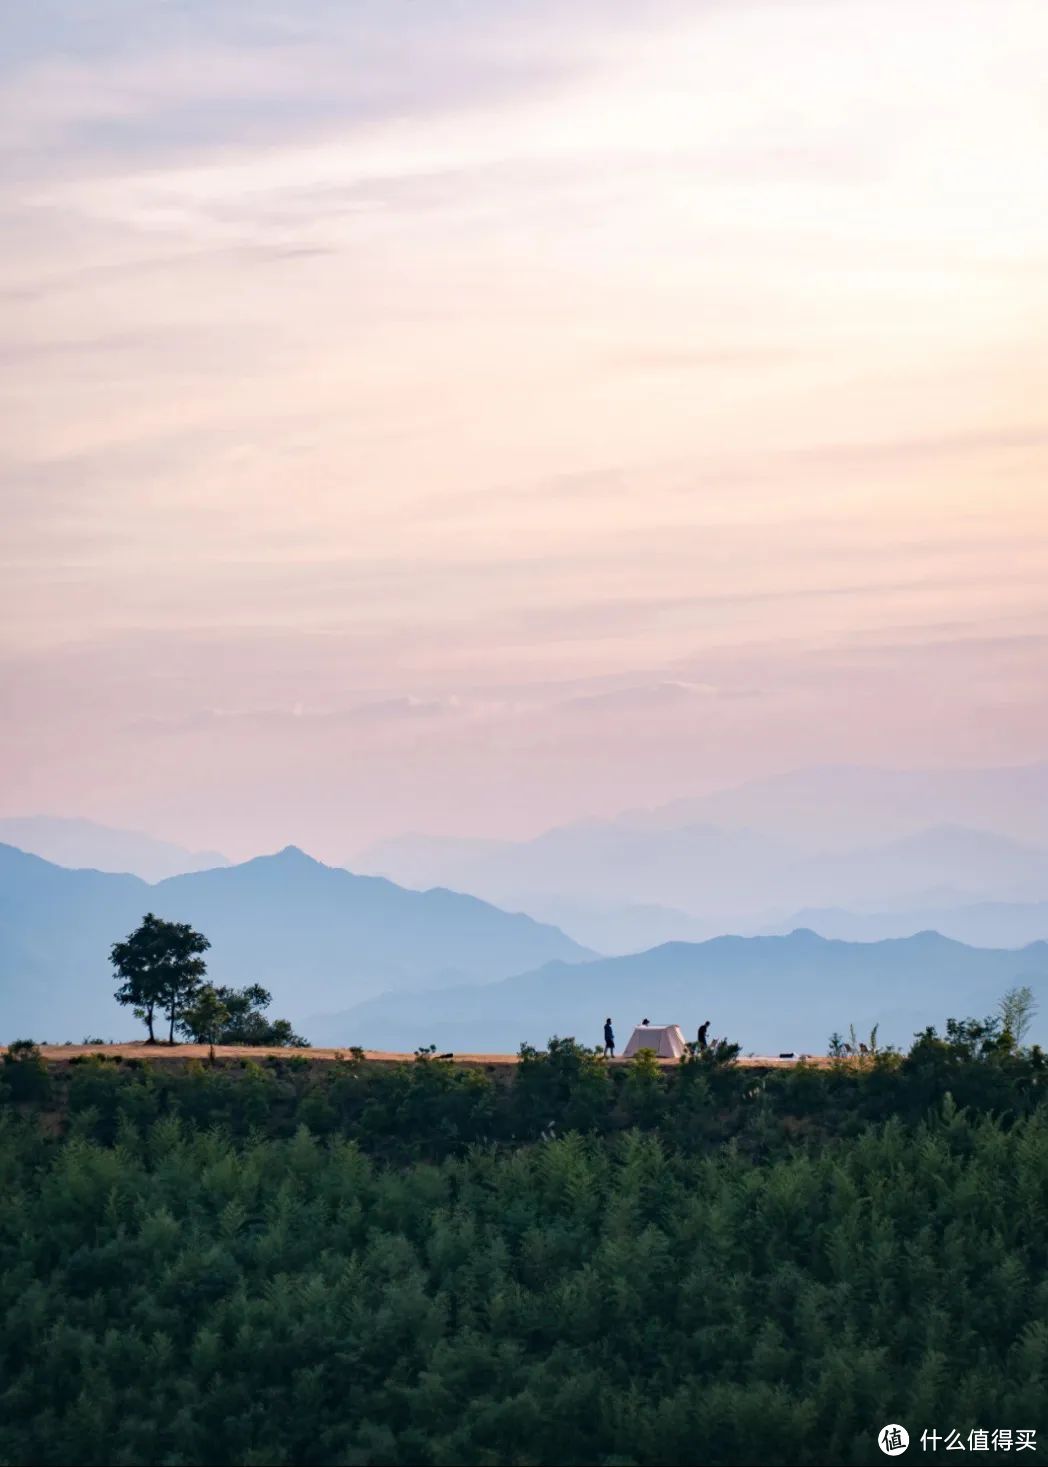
left=309, top=927, right=1048, bottom=1055
left=762, top=901, right=1048, bottom=949
left=619, top=761, right=1048, bottom=848
left=355, top=819, right=1048, bottom=934
left=0, top=817, right=229, bottom=882
left=520, top=895, right=1048, bottom=957
left=0, top=843, right=594, bottom=1041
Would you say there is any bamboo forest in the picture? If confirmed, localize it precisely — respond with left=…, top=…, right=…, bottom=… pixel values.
left=1, top=1022, right=1047, bottom=1466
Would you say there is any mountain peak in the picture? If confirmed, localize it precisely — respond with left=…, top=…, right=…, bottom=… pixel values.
left=269, top=844, right=325, bottom=866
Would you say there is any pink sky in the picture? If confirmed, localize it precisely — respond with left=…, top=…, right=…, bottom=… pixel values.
left=2, top=0, right=1047, bottom=861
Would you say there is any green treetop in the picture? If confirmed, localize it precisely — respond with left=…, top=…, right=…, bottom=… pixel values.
left=110, top=912, right=210, bottom=1044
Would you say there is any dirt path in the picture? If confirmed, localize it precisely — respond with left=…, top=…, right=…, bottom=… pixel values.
left=9, top=1042, right=832, bottom=1069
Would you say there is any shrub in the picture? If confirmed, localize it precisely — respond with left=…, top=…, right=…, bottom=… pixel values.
left=2, top=1039, right=52, bottom=1102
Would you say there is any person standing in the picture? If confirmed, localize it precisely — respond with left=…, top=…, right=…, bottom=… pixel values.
left=697, top=1020, right=711, bottom=1051
left=603, top=1017, right=615, bottom=1057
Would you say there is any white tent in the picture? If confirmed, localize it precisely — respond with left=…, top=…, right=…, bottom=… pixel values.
left=621, top=1023, right=687, bottom=1059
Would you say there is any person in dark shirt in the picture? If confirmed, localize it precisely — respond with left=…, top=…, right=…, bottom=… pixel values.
left=697, top=1020, right=711, bottom=1051
left=603, top=1018, right=615, bottom=1057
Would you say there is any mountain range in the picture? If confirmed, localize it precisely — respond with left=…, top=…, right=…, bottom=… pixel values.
left=4, top=761, right=1048, bottom=1051
left=3, top=833, right=1047, bottom=1056
left=760, top=901, right=1048, bottom=950
left=0, top=817, right=229, bottom=883
left=349, top=763, right=1048, bottom=953
left=356, top=762, right=1048, bottom=893
left=506, top=891, right=1048, bottom=957
left=7, top=762, right=1048, bottom=955
left=356, top=820, right=1048, bottom=946
left=0, top=844, right=592, bottom=1041
left=309, top=928, right=1048, bottom=1055
left=614, top=761, right=1048, bottom=848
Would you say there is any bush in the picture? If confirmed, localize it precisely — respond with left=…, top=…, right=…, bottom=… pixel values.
left=1, top=1039, right=52, bottom=1102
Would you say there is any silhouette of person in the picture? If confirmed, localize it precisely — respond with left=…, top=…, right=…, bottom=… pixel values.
left=697, top=1020, right=710, bottom=1051
left=603, top=1017, right=615, bottom=1057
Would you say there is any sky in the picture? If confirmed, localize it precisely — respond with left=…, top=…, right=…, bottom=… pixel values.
left=2, top=0, right=1047, bottom=862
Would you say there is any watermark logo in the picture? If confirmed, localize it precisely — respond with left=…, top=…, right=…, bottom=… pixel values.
left=879, top=1424, right=910, bottom=1456
left=879, top=1424, right=1037, bottom=1454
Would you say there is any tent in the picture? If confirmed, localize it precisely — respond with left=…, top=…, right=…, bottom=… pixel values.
left=621, top=1023, right=687, bottom=1059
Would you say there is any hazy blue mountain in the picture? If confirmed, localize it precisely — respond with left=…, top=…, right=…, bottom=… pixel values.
left=0, top=817, right=229, bottom=881
left=0, top=847, right=146, bottom=1041
left=356, top=822, right=797, bottom=914
left=765, top=901, right=1048, bottom=949
left=309, top=929, right=1048, bottom=1055
left=817, top=825, right=1048, bottom=904
left=355, top=821, right=1048, bottom=924
left=0, top=844, right=593, bottom=1041
left=620, top=761, right=1048, bottom=849
left=516, top=899, right=719, bottom=955
left=538, top=893, right=1048, bottom=958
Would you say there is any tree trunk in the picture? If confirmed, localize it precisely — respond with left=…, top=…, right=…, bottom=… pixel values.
left=168, top=1005, right=176, bottom=1045
left=145, top=1007, right=156, bottom=1044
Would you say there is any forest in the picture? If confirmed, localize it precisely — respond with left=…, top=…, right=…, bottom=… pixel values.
left=1, top=1014, right=1046, bottom=1466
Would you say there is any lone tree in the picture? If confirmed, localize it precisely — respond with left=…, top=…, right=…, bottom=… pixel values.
left=1000, top=984, right=1038, bottom=1048
left=111, top=913, right=210, bottom=1044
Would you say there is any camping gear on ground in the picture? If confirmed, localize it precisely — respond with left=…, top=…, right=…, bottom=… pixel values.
left=622, top=1023, right=687, bottom=1059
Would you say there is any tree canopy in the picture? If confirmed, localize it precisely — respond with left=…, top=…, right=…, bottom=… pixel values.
left=111, top=912, right=210, bottom=1043
left=178, top=982, right=308, bottom=1049
left=180, top=985, right=230, bottom=1062
left=2, top=1028, right=1048, bottom=1465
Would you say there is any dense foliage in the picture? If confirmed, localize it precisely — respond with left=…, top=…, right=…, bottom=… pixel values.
left=1, top=1024, right=1046, bottom=1466
left=178, top=983, right=309, bottom=1049
left=110, top=915, right=304, bottom=1047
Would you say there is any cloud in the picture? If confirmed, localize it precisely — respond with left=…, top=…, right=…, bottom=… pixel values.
left=606, top=349, right=794, bottom=377
left=126, top=693, right=465, bottom=737
left=419, top=467, right=631, bottom=519
left=560, top=680, right=723, bottom=712
left=789, top=425, right=1048, bottom=468
left=0, top=5, right=590, bottom=171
